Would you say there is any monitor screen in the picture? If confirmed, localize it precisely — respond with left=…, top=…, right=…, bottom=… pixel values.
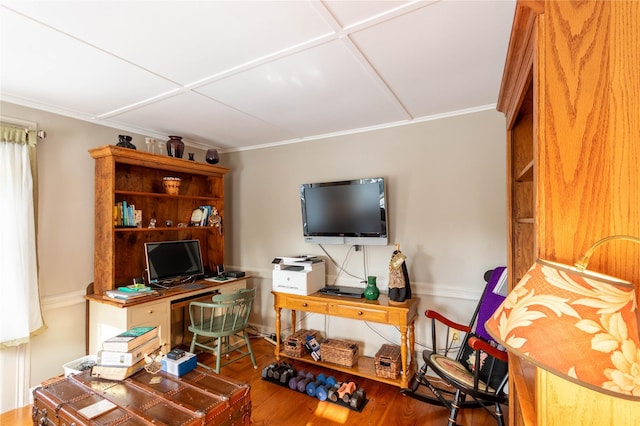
left=144, top=239, right=204, bottom=284
left=300, top=177, right=388, bottom=246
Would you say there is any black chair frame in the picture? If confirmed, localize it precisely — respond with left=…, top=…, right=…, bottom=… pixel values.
left=401, top=270, right=509, bottom=426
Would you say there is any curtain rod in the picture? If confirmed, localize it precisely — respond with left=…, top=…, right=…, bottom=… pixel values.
left=0, top=116, right=47, bottom=139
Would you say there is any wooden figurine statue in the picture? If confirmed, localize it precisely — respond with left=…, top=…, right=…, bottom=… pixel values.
left=208, top=207, right=222, bottom=235
left=388, top=243, right=411, bottom=304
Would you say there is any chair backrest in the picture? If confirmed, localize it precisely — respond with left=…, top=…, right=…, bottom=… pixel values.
left=458, top=268, right=508, bottom=392
left=189, top=288, right=256, bottom=337
left=474, top=267, right=507, bottom=343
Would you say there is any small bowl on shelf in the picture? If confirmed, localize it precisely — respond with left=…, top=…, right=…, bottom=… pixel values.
left=163, top=177, right=181, bottom=195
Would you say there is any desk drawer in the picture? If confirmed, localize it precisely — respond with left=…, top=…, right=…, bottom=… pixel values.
left=286, top=297, right=328, bottom=314
left=128, top=300, right=167, bottom=326
left=332, top=304, right=388, bottom=322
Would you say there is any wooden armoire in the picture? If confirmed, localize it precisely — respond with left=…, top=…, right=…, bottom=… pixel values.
left=498, top=1, right=639, bottom=424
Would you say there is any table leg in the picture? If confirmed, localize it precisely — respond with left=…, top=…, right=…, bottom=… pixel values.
left=409, top=321, right=416, bottom=373
left=275, top=307, right=281, bottom=361
left=400, top=325, right=408, bottom=388
left=291, top=310, right=296, bottom=334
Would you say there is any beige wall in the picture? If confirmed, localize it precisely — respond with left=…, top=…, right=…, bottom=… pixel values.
left=0, top=101, right=506, bottom=412
left=223, top=109, right=507, bottom=353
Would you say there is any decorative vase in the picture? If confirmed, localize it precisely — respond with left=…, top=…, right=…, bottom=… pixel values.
left=364, top=276, right=380, bottom=301
left=116, top=134, right=136, bottom=150
left=205, top=148, right=219, bottom=164
left=166, top=136, right=185, bottom=158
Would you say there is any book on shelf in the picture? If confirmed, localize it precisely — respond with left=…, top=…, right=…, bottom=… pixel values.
left=90, top=358, right=147, bottom=381
left=114, top=200, right=139, bottom=228
left=98, top=336, right=160, bottom=367
left=199, top=205, right=213, bottom=227
left=102, top=326, right=158, bottom=352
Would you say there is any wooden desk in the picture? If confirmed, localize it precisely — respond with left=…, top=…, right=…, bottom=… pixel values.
left=86, top=277, right=248, bottom=354
left=272, top=291, right=419, bottom=388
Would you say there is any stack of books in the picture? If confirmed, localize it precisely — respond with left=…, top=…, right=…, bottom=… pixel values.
left=105, top=284, right=158, bottom=303
left=91, top=326, right=160, bottom=380
left=113, top=200, right=142, bottom=228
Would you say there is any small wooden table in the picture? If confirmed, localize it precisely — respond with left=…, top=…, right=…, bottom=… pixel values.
left=273, top=291, right=419, bottom=388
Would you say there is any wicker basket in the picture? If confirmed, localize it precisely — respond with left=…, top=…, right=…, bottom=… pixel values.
left=374, top=344, right=401, bottom=379
left=283, top=329, right=319, bottom=358
left=321, top=338, right=359, bottom=367
left=163, top=177, right=181, bottom=195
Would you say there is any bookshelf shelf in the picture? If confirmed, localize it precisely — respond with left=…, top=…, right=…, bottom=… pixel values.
left=113, top=226, right=214, bottom=233
left=115, top=190, right=222, bottom=202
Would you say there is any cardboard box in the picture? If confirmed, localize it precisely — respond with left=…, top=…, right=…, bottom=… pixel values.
left=161, top=352, right=197, bottom=376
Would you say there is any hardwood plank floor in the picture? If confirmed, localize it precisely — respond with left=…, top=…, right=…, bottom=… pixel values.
left=2, top=337, right=504, bottom=425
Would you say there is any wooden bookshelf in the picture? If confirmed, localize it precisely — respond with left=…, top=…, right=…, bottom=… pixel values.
left=90, top=145, right=228, bottom=296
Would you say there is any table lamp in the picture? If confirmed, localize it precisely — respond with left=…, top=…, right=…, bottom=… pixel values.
left=485, top=235, right=640, bottom=400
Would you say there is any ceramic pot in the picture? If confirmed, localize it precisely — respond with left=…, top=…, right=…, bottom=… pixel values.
left=364, top=276, right=380, bottom=300
left=116, top=134, right=136, bottom=150
left=205, top=148, right=219, bottom=164
left=166, top=136, right=185, bottom=158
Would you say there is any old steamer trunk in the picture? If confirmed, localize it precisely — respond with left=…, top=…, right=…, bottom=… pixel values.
left=32, top=367, right=251, bottom=425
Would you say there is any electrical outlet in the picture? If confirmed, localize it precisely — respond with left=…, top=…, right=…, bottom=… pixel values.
left=450, top=330, right=460, bottom=343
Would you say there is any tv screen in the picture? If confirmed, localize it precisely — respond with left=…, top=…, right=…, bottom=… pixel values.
left=300, top=177, right=388, bottom=246
left=144, top=239, right=204, bottom=285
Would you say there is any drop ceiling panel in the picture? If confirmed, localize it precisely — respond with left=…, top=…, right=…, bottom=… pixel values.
left=0, top=1, right=517, bottom=150
left=197, top=39, right=409, bottom=137
left=0, top=7, right=177, bottom=116
left=322, top=0, right=414, bottom=27
left=350, top=0, right=515, bottom=117
left=109, top=91, right=295, bottom=149
left=4, top=1, right=335, bottom=85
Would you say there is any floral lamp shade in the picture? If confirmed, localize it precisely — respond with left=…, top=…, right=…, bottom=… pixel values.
left=485, top=256, right=640, bottom=400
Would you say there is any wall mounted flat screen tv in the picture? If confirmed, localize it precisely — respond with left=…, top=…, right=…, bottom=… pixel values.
left=300, top=177, right=388, bottom=246
left=144, top=239, right=204, bottom=285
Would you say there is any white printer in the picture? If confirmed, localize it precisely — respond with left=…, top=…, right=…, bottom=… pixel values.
left=272, top=256, right=325, bottom=295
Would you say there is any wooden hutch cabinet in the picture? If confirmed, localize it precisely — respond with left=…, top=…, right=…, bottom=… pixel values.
left=86, top=145, right=236, bottom=354
left=89, top=145, right=228, bottom=295
left=498, top=1, right=639, bottom=425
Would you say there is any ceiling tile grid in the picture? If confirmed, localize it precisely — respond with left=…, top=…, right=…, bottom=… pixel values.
left=0, top=0, right=516, bottom=151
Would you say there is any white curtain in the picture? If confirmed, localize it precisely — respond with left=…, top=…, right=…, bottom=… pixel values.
left=0, top=125, right=46, bottom=348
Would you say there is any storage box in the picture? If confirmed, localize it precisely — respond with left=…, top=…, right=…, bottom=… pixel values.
left=33, top=367, right=251, bottom=426
left=62, top=355, right=97, bottom=377
left=320, top=338, right=359, bottom=367
left=161, top=352, right=197, bottom=376
left=284, top=329, right=319, bottom=358
left=374, top=344, right=401, bottom=379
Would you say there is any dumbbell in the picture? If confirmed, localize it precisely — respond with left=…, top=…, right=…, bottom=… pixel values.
left=272, top=362, right=293, bottom=381
left=349, top=388, right=366, bottom=409
left=315, top=376, right=337, bottom=401
left=278, top=365, right=296, bottom=384
left=261, top=362, right=278, bottom=379
left=306, top=373, right=327, bottom=396
left=338, top=381, right=357, bottom=403
left=288, top=370, right=309, bottom=390
left=297, top=372, right=315, bottom=393
left=327, top=382, right=342, bottom=402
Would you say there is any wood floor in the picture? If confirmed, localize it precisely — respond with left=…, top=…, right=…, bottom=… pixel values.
left=2, top=337, right=503, bottom=425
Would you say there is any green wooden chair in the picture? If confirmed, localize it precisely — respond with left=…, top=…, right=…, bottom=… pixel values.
left=188, top=287, right=257, bottom=373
